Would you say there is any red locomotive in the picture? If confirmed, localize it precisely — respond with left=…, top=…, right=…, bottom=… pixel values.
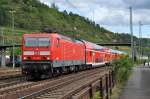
left=22, top=33, right=125, bottom=79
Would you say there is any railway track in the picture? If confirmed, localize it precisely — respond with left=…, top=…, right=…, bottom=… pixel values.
left=0, top=67, right=109, bottom=99
left=0, top=67, right=21, bottom=75
left=26, top=68, right=109, bottom=99
left=0, top=76, right=26, bottom=89
left=0, top=68, right=26, bottom=90
left=0, top=68, right=21, bottom=80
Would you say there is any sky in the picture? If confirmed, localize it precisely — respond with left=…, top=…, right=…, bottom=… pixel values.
left=40, top=0, right=150, bottom=38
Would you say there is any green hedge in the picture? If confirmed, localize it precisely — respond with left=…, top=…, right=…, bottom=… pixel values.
left=112, top=58, right=133, bottom=83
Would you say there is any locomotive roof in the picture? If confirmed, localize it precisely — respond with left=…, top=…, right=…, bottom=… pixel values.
left=23, top=33, right=82, bottom=43
left=23, top=33, right=51, bottom=36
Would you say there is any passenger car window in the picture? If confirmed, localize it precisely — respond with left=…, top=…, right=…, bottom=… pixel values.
left=90, top=51, right=92, bottom=56
left=56, top=38, right=60, bottom=47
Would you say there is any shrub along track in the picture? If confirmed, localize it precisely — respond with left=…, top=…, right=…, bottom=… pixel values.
left=0, top=67, right=109, bottom=99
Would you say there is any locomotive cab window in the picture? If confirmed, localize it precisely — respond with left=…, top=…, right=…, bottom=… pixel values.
left=25, top=37, right=50, bottom=47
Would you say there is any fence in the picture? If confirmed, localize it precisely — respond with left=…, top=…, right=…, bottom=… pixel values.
left=68, top=70, right=115, bottom=99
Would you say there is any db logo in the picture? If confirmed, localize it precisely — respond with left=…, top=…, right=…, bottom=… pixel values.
left=34, top=51, right=39, bottom=55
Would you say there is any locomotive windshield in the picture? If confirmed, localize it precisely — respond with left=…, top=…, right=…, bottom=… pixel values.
left=25, top=37, right=50, bottom=47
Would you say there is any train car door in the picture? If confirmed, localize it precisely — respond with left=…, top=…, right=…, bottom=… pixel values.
left=92, top=51, right=95, bottom=64
left=61, top=39, right=64, bottom=65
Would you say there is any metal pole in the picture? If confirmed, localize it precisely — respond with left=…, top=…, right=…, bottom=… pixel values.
left=129, top=7, right=134, bottom=63
left=0, top=28, right=4, bottom=46
left=139, top=21, right=142, bottom=63
left=148, top=35, right=150, bottom=66
left=12, top=12, right=15, bottom=68
left=0, top=27, right=6, bottom=68
left=93, top=8, right=94, bottom=23
left=90, top=8, right=95, bottom=35
left=0, top=27, right=4, bottom=46
left=93, top=8, right=95, bottom=34
left=9, top=10, right=16, bottom=68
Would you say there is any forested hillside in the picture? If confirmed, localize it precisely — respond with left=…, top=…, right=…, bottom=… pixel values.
left=0, top=0, right=139, bottom=44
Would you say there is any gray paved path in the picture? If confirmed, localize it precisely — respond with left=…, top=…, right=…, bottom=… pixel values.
left=119, top=66, right=150, bottom=99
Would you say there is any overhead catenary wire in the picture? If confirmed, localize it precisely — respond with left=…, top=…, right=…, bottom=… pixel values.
left=65, top=0, right=82, bottom=14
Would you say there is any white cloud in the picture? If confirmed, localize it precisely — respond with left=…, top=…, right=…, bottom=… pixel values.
left=40, top=0, right=54, bottom=6
left=86, top=6, right=129, bottom=26
left=123, top=0, right=150, bottom=9
left=39, top=0, right=150, bottom=36
left=40, top=0, right=150, bottom=25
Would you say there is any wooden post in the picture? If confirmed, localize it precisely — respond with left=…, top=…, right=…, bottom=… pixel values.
left=109, top=71, right=112, bottom=95
left=106, top=74, right=109, bottom=99
left=100, top=77, right=103, bottom=99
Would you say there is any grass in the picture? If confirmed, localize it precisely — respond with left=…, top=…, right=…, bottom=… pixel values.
left=94, top=86, right=122, bottom=99
left=93, top=92, right=101, bottom=99
left=0, top=27, right=38, bottom=45
left=110, top=84, right=123, bottom=99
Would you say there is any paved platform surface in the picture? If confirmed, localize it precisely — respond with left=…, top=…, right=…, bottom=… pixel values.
left=119, top=66, right=150, bottom=99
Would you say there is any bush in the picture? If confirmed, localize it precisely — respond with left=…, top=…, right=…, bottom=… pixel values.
left=112, top=58, right=133, bottom=83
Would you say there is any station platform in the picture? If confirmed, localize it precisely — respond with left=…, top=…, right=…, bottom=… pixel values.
left=119, top=66, right=150, bottom=99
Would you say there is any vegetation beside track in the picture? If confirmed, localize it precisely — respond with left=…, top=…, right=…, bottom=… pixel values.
left=110, top=58, right=133, bottom=99
left=112, top=58, right=133, bottom=83
left=94, top=58, right=133, bottom=99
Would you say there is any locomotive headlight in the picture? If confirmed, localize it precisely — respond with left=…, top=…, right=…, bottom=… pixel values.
left=47, top=57, right=50, bottom=60
left=24, top=57, right=27, bottom=60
